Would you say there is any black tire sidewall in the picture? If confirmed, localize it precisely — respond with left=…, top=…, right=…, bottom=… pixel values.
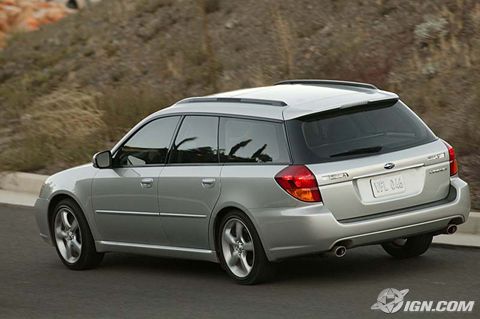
left=51, top=199, right=102, bottom=270
left=382, top=234, right=433, bottom=258
left=217, top=210, right=271, bottom=284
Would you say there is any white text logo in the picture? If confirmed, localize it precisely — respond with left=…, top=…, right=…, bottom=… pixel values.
left=371, top=288, right=475, bottom=314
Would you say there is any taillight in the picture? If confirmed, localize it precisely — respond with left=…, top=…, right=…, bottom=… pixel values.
left=274, top=165, right=322, bottom=202
left=444, top=141, right=458, bottom=176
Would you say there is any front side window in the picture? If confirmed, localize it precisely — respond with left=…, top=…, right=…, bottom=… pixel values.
left=219, top=117, right=290, bottom=164
left=114, top=116, right=180, bottom=166
left=169, top=116, right=219, bottom=164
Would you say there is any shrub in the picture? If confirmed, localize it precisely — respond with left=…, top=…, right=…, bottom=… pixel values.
left=0, top=89, right=105, bottom=171
left=97, top=85, right=178, bottom=142
left=414, top=15, right=448, bottom=42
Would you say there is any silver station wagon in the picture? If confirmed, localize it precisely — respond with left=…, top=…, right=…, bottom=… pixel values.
left=35, top=80, right=470, bottom=284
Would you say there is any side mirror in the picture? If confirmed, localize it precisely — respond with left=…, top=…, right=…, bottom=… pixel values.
left=93, top=150, right=112, bottom=169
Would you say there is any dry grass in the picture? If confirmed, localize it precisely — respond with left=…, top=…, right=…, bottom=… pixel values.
left=0, top=90, right=105, bottom=171
left=97, top=85, right=178, bottom=142
left=197, top=0, right=220, bottom=91
left=0, top=86, right=178, bottom=173
left=270, top=2, right=295, bottom=78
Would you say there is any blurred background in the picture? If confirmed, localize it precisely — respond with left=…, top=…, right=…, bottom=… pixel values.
left=0, top=0, right=478, bottom=209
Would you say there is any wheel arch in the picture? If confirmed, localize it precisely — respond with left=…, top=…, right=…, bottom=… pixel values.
left=212, top=206, right=235, bottom=253
left=210, top=203, right=272, bottom=261
left=47, top=193, right=86, bottom=241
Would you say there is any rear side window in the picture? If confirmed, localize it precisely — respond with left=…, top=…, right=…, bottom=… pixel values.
left=219, top=117, right=290, bottom=164
left=114, top=116, right=180, bottom=166
left=286, top=101, right=436, bottom=163
left=169, top=116, right=218, bottom=164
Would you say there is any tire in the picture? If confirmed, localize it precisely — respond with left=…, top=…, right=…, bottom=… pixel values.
left=382, top=234, right=433, bottom=259
left=51, top=198, right=104, bottom=270
left=217, top=210, right=273, bottom=284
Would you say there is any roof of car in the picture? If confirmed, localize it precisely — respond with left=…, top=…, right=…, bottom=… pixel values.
left=153, top=80, right=399, bottom=121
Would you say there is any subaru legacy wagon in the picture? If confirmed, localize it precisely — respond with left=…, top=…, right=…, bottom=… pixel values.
left=35, top=80, right=470, bottom=284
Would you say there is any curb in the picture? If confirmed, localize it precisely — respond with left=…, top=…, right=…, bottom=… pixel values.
left=433, top=233, right=480, bottom=248
left=0, top=172, right=48, bottom=207
left=458, top=212, right=480, bottom=235
left=0, top=189, right=38, bottom=207
left=0, top=172, right=48, bottom=194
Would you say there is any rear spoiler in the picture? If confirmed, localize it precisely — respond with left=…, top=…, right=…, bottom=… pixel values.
left=296, top=97, right=400, bottom=121
left=338, top=97, right=399, bottom=110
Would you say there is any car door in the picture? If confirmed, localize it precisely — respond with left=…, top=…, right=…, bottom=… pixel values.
left=92, top=116, right=181, bottom=245
left=158, top=115, right=221, bottom=249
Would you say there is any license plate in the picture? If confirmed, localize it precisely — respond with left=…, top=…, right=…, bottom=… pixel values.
left=370, top=174, right=406, bottom=198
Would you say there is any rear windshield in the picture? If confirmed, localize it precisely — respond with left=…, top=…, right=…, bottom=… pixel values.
left=286, top=100, right=437, bottom=163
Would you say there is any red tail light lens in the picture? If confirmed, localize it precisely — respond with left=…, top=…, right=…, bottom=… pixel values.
left=444, top=141, right=458, bottom=176
left=275, top=165, right=322, bottom=202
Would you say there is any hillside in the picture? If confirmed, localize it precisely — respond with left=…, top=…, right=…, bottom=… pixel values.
left=0, top=0, right=479, bottom=208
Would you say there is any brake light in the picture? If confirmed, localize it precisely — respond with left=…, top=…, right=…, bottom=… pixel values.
left=275, top=165, right=322, bottom=202
left=444, top=141, right=458, bottom=176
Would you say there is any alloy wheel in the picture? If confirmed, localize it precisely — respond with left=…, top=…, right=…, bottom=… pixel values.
left=54, top=207, right=82, bottom=263
left=221, top=218, right=255, bottom=278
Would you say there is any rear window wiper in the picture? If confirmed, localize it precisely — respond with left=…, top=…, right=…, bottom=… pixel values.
left=329, top=146, right=383, bottom=158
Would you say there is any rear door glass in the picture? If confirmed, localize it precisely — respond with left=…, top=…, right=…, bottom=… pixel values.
left=286, top=101, right=436, bottom=163
left=219, top=117, right=290, bottom=164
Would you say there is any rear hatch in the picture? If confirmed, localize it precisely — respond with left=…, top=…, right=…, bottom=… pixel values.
left=286, top=100, right=451, bottom=221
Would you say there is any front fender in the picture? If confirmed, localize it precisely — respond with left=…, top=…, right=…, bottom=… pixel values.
left=36, top=164, right=100, bottom=243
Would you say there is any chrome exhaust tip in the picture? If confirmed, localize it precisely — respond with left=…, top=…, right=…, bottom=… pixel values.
left=446, top=224, right=457, bottom=235
left=333, top=245, right=347, bottom=257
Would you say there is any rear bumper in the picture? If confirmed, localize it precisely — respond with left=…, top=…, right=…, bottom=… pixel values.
left=253, top=177, right=470, bottom=261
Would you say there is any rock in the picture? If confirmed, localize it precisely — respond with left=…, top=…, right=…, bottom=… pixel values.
left=0, top=0, right=104, bottom=49
left=225, top=19, right=237, bottom=29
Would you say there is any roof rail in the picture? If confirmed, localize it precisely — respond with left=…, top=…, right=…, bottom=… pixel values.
left=274, top=79, right=378, bottom=90
left=176, top=97, right=287, bottom=107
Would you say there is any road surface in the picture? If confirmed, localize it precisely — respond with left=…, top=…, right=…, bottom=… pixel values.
left=0, top=205, right=479, bottom=318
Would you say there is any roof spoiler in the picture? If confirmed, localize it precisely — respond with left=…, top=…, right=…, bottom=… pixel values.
left=275, top=79, right=378, bottom=90
left=338, top=97, right=399, bottom=110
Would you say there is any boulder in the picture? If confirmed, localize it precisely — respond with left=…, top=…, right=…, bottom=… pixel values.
left=0, top=0, right=90, bottom=48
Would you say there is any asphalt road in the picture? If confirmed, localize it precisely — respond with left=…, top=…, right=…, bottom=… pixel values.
left=0, top=205, right=479, bottom=319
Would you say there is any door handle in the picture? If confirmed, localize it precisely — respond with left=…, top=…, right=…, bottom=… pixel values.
left=201, top=178, right=216, bottom=187
left=140, top=178, right=154, bottom=188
